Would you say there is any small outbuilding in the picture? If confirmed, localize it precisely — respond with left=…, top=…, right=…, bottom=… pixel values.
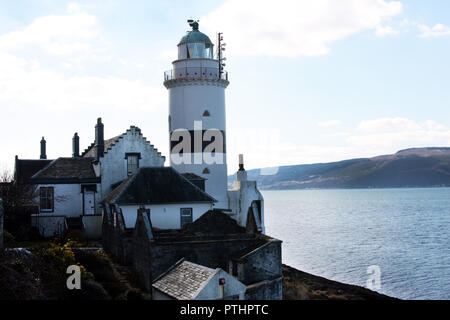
left=152, top=259, right=247, bottom=300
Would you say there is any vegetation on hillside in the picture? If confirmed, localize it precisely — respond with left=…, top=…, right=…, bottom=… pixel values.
left=231, top=148, right=450, bottom=190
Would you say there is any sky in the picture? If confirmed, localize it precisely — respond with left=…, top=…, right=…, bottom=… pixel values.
left=1, top=0, right=450, bottom=172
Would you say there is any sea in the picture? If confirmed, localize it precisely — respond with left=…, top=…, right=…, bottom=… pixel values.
left=262, top=188, right=450, bottom=300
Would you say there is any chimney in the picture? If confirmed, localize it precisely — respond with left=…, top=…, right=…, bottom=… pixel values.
left=95, top=118, right=104, bottom=161
left=239, top=154, right=245, bottom=171
left=72, top=133, right=80, bottom=157
left=237, top=154, right=247, bottom=182
left=40, top=137, right=47, bottom=159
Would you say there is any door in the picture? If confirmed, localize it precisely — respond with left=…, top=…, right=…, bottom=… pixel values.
left=84, top=191, right=95, bottom=215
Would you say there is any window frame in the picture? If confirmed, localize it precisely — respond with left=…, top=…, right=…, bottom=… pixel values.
left=125, top=153, right=141, bottom=176
left=180, top=208, right=193, bottom=228
left=39, top=186, right=54, bottom=213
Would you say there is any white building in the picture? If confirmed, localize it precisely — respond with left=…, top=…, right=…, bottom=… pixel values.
left=15, top=119, right=166, bottom=238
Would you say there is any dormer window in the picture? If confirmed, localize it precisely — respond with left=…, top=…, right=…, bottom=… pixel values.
left=125, top=153, right=141, bottom=176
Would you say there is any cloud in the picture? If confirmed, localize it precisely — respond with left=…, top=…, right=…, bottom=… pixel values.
left=0, top=4, right=101, bottom=55
left=375, top=25, right=399, bottom=37
left=349, top=118, right=450, bottom=150
left=318, top=120, right=341, bottom=128
left=201, top=0, right=403, bottom=57
left=0, top=3, right=166, bottom=112
left=418, top=23, right=450, bottom=38
left=253, top=117, right=450, bottom=167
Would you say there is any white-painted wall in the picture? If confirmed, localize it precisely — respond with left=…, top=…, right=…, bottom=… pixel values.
left=99, top=127, right=165, bottom=202
left=120, top=202, right=213, bottom=229
left=196, top=269, right=247, bottom=300
left=38, top=184, right=80, bottom=217
left=228, top=170, right=265, bottom=234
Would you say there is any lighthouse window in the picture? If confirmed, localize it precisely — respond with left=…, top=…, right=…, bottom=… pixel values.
left=203, top=110, right=210, bottom=117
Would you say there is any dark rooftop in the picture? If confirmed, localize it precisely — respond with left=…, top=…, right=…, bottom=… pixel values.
left=14, top=158, right=53, bottom=184
left=181, top=173, right=206, bottom=180
left=102, top=167, right=216, bottom=205
left=30, top=157, right=99, bottom=184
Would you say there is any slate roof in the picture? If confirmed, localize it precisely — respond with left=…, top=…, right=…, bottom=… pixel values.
left=181, top=173, right=206, bottom=180
left=14, top=159, right=53, bottom=184
left=102, top=167, right=216, bottom=205
left=30, top=157, right=99, bottom=184
left=152, top=259, right=218, bottom=300
left=82, top=135, right=122, bottom=158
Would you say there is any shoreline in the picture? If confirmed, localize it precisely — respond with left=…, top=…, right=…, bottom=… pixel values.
left=283, top=264, right=396, bottom=300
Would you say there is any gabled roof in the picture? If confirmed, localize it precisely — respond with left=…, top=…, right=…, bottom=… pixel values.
left=81, top=126, right=164, bottom=160
left=152, top=259, right=219, bottom=300
left=14, top=158, right=53, bottom=184
left=30, top=157, right=99, bottom=184
left=102, top=167, right=216, bottom=205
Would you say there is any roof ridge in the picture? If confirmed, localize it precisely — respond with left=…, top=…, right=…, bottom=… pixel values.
left=30, top=158, right=60, bottom=179
left=153, top=258, right=186, bottom=283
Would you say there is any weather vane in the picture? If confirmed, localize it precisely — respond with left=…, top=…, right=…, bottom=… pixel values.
left=187, top=19, right=199, bottom=30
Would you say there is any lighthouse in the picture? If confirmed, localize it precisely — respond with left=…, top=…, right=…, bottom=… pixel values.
left=164, top=20, right=229, bottom=209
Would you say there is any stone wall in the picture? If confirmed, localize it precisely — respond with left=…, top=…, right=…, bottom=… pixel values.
left=245, top=277, right=283, bottom=300
left=104, top=206, right=283, bottom=300
left=102, top=204, right=133, bottom=265
left=147, top=237, right=265, bottom=285
left=235, top=239, right=282, bottom=284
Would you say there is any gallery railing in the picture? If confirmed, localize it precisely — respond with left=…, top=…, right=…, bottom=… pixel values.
left=164, top=67, right=228, bottom=82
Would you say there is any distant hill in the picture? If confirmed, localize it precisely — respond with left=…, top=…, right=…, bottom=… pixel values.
left=229, top=148, right=450, bottom=190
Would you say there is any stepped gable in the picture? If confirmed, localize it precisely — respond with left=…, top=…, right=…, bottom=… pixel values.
left=81, top=126, right=164, bottom=159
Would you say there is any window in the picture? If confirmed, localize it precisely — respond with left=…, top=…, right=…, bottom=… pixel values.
left=203, top=110, right=210, bottom=117
left=180, top=208, right=193, bottom=228
left=202, top=168, right=210, bottom=174
left=126, top=153, right=140, bottom=176
left=40, top=187, right=54, bottom=212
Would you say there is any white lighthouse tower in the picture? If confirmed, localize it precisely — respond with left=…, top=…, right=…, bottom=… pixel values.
left=164, top=20, right=229, bottom=209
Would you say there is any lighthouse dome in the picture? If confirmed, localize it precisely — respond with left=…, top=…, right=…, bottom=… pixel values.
left=178, top=21, right=213, bottom=45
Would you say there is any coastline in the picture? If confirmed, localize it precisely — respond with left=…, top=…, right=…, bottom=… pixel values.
left=283, top=264, right=396, bottom=300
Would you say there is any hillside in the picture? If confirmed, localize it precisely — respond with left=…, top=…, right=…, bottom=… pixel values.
left=229, top=147, right=450, bottom=190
